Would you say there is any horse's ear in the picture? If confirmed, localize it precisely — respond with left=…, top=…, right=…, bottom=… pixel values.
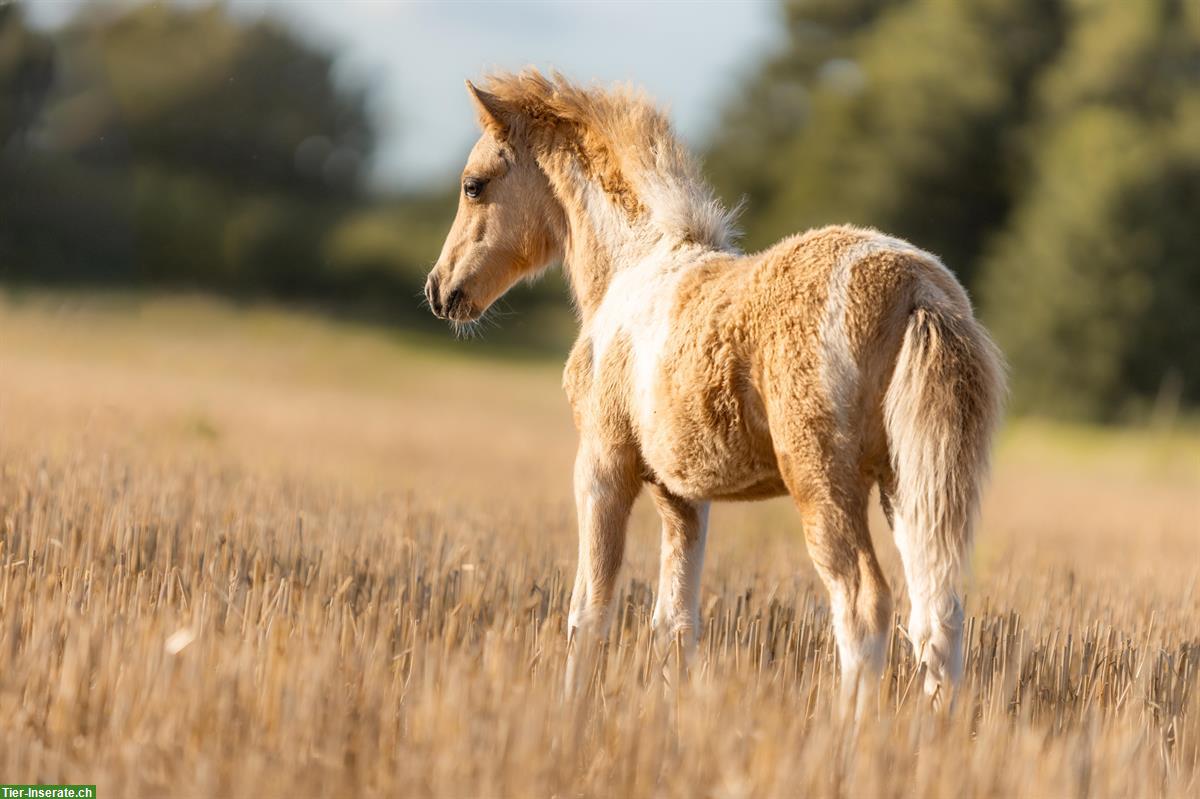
left=466, top=80, right=510, bottom=137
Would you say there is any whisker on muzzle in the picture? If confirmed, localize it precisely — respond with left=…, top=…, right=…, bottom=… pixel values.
left=450, top=318, right=483, bottom=341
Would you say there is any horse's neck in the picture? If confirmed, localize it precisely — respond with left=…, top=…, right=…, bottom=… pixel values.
left=540, top=154, right=684, bottom=322
left=564, top=234, right=654, bottom=321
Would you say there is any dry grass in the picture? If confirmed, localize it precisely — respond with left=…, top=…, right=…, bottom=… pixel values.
left=1, top=292, right=1197, bottom=798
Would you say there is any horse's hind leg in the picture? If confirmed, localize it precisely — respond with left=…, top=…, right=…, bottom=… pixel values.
left=647, top=483, right=710, bottom=662
left=893, top=511, right=965, bottom=706
left=779, top=450, right=892, bottom=719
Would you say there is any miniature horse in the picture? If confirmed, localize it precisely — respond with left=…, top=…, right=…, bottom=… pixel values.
left=425, top=70, right=1004, bottom=713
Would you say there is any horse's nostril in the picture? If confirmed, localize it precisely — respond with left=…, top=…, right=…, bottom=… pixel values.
left=445, top=288, right=464, bottom=316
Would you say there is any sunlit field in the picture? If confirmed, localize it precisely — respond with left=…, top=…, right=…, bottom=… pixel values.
left=1, top=292, right=1197, bottom=798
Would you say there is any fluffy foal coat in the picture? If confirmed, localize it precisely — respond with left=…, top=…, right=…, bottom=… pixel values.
left=425, top=70, right=1005, bottom=710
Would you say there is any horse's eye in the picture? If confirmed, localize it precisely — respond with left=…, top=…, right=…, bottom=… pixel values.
left=463, top=178, right=486, bottom=199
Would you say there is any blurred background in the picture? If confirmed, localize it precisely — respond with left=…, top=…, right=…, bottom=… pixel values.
left=2, top=0, right=1199, bottom=423
left=2, top=5, right=1198, bottom=793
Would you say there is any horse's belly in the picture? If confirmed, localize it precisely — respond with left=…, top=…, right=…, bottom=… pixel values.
left=641, top=425, right=783, bottom=500
left=636, top=369, right=782, bottom=501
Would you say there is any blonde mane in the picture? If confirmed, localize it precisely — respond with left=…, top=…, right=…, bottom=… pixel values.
left=481, top=70, right=739, bottom=252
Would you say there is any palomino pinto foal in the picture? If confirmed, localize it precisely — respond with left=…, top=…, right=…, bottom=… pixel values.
left=425, top=71, right=1005, bottom=713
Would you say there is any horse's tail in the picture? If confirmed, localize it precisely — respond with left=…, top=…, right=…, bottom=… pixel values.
left=883, top=289, right=1005, bottom=697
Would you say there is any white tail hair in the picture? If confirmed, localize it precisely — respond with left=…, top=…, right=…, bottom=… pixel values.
left=884, top=291, right=1006, bottom=699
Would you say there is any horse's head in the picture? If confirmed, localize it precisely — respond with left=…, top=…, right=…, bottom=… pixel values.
left=425, top=81, right=565, bottom=324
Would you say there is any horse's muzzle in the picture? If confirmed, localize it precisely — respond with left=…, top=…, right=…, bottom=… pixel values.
left=425, top=272, right=476, bottom=322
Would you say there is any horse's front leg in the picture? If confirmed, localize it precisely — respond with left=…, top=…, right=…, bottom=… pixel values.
left=648, top=483, right=710, bottom=663
left=564, top=438, right=640, bottom=697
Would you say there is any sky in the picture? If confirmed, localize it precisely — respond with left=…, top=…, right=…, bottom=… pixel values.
left=25, top=0, right=782, bottom=192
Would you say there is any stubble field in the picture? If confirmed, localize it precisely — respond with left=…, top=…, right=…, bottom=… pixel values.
left=0, top=292, right=1197, bottom=798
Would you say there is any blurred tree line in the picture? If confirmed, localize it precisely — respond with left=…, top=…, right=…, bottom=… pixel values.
left=0, top=2, right=565, bottom=345
left=709, top=0, right=1200, bottom=421
left=2, top=1, right=1198, bottom=420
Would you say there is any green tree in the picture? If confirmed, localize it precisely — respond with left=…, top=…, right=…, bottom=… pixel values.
left=0, top=4, right=53, bottom=146
left=3, top=2, right=376, bottom=293
left=70, top=3, right=372, bottom=194
left=980, top=0, right=1200, bottom=419
left=708, top=0, right=1065, bottom=286
left=706, top=0, right=893, bottom=225
left=0, top=5, right=57, bottom=275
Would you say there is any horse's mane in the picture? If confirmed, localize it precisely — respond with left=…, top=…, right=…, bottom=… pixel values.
left=481, top=70, right=739, bottom=252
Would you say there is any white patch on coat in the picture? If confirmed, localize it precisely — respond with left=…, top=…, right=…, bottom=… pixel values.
left=830, top=592, right=888, bottom=678
left=566, top=154, right=739, bottom=438
left=568, top=161, right=642, bottom=264
left=818, top=231, right=924, bottom=431
left=589, top=241, right=725, bottom=434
